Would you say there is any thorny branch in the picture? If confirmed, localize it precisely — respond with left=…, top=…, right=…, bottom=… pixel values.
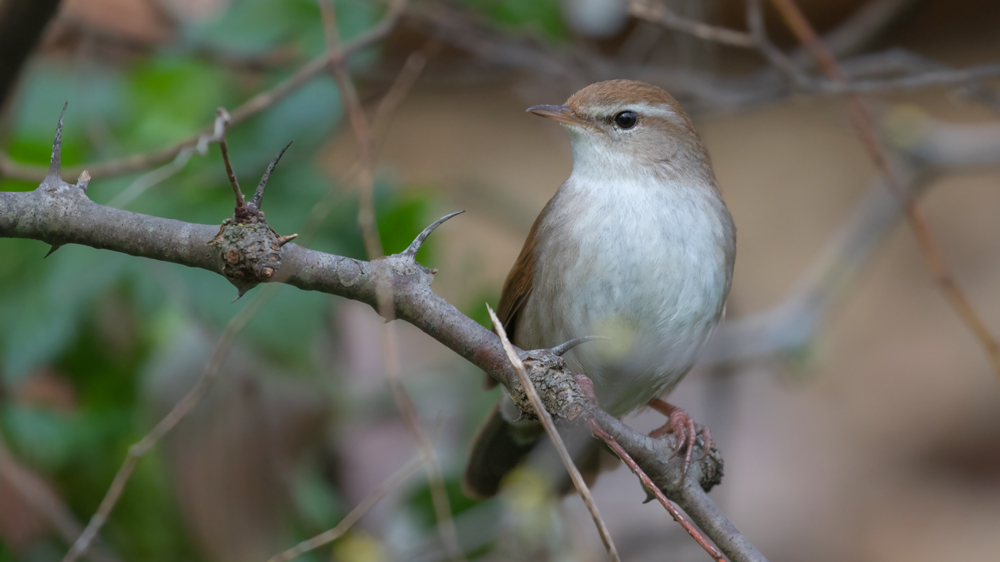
left=0, top=112, right=760, bottom=562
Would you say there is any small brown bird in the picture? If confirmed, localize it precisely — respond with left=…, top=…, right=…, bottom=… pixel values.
left=464, top=80, right=736, bottom=498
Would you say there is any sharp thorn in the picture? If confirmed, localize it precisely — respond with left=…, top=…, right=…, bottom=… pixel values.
left=76, top=170, right=91, bottom=192
left=47, top=102, right=68, bottom=181
left=44, top=244, right=62, bottom=258
left=403, top=210, right=465, bottom=257
left=233, top=287, right=249, bottom=303
left=251, top=141, right=292, bottom=211
left=277, top=233, right=298, bottom=247
left=642, top=487, right=656, bottom=504
left=549, top=335, right=606, bottom=356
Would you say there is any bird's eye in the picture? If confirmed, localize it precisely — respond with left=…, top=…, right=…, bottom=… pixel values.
left=614, top=110, right=638, bottom=129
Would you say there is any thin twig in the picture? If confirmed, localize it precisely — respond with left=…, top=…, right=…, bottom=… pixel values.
left=628, top=0, right=756, bottom=48
left=0, top=0, right=408, bottom=183
left=321, top=0, right=385, bottom=260
left=61, top=285, right=276, bottom=562
left=372, top=51, right=428, bottom=158
left=588, top=420, right=725, bottom=562
left=265, top=455, right=425, bottom=562
left=768, top=0, right=1000, bottom=379
left=215, top=108, right=247, bottom=212
left=318, top=1, right=465, bottom=560
left=487, top=305, right=620, bottom=562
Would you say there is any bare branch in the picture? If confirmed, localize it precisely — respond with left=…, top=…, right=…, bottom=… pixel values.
left=488, top=306, right=620, bottom=562
left=768, top=0, right=1000, bottom=379
left=0, top=0, right=408, bottom=183
left=0, top=167, right=764, bottom=562
left=627, top=0, right=756, bottom=48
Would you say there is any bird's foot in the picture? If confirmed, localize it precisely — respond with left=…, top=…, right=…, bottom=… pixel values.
left=647, top=398, right=714, bottom=479
left=573, top=373, right=599, bottom=406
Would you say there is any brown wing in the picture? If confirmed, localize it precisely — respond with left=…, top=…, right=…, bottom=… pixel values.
left=486, top=197, right=555, bottom=389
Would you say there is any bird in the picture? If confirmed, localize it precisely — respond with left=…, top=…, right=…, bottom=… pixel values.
left=464, top=79, right=736, bottom=498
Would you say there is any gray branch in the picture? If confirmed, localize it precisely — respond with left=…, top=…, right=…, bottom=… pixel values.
left=0, top=121, right=765, bottom=562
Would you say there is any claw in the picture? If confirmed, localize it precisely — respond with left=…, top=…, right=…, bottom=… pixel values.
left=647, top=398, right=711, bottom=480
left=402, top=210, right=464, bottom=257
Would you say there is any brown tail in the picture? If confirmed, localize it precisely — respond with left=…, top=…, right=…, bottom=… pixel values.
left=463, top=402, right=606, bottom=498
left=463, top=402, right=541, bottom=498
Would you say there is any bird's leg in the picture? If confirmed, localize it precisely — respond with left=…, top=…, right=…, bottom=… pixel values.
left=647, top=398, right=714, bottom=478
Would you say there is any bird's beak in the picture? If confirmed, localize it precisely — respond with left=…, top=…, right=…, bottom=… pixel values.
left=527, top=104, right=589, bottom=128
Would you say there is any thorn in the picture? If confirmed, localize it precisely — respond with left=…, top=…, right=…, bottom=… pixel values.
left=641, top=487, right=657, bottom=504
left=277, top=233, right=298, bottom=247
left=549, top=335, right=606, bottom=356
left=44, top=244, right=62, bottom=258
left=403, top=210, right=465, bottom=257
left=75, top=170, right=91, bottom=192
left=232, top=286, right=250, bottom=303
left=251, top=141, right=292, bottom=211
left=47, top=102, right=68, bottom=181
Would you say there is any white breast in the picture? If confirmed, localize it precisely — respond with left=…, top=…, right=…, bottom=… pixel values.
left=515, top=172, right=733, bottom=416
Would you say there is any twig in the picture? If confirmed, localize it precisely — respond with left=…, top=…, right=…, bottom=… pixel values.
left=215, top=108, right=246, bottom=212
left=487, top=306, right=620, bottom=562
left=61, top=285, right=276, bottom=562
left=318, top=2, right=465, bottom=560
left=372, top=51, right=428, bottom=158
left=0, top=0, right=408, bottom=183
left=265, top=455, right=425, bottom=562
left=627, top=0, right=756, bottom=48
left=768, top=0, right=1000, bottom=379
left=321, top=0, right=385, bottom=260
left=587, top=420, right=724, bottom=562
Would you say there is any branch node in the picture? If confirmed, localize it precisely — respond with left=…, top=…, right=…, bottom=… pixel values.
left=46, top=102, right=68, bottom=183
left=250, top=141, right=293, bottom=212
left=403, top=210, right=464, bottom=257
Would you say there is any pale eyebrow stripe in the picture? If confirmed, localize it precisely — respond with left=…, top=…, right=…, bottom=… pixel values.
left=585, top=103, right=684, bottom=125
